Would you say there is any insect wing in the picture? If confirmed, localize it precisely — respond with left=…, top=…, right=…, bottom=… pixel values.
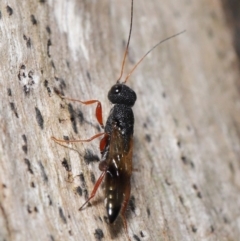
left=105, top=126, right=133, bottom=223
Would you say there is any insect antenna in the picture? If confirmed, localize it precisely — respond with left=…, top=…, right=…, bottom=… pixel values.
left=123, top=30, right=186, bottom=84
left=116, top=0, right=134, bottom=83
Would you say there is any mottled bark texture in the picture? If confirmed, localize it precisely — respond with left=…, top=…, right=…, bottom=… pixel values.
left=0, top=0, right=240, bottom=241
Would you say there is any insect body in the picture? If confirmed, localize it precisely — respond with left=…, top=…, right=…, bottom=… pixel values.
left=102, top=84, right=136, bottom=224
left=52, top=85, right=136, bottom=240
left=52, top=0, right=184, bottom=240
left=53, top=84, right=137, bottom=240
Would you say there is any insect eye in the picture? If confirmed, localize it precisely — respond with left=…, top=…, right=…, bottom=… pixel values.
left=113, top=85, right=122, bottom=94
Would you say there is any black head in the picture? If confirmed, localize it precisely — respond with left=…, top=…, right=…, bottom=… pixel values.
left=108, top=83, right=137, bottom=107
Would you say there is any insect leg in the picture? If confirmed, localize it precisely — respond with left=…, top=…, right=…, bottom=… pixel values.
left=99, top=133, right=109, bottom=153
left=56, top=92, right=104, bottom=128
left=51, top=132, right=105, bottom=144
left=79, top=170, right=106, bottom=211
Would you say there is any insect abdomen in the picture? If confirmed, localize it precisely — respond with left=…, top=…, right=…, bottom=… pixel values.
left=105, top=165, right=123, bottom=223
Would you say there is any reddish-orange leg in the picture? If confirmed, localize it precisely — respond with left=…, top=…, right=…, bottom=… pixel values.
left=51, top=132, right=105, bottom=144
left=58, top=94, right=104, bottom=128
left=78, top=159, right=109, bottom=210
left=79, top=170, right=106, bottom=211
left=52, top=93, right=106, bottom=146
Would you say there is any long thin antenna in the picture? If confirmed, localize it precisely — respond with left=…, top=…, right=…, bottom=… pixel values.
left=116, top=0, right=133, bottom=83
left=123, top=30, right=186, bottom=84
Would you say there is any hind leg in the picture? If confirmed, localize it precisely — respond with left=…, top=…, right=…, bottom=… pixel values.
left=79, top=170, right=106, bottom=211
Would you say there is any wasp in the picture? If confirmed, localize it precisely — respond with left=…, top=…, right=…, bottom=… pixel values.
left=52, top=0, right=184, bottom=240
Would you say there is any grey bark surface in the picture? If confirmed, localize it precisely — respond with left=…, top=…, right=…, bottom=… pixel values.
left=0, top=0, right=240, bottom=241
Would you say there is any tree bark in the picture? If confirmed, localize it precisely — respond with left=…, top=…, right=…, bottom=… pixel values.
left=1, top=0, right=240, bottom=241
